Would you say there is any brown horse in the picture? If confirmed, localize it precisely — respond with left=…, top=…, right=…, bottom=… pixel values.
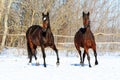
left=74, top=12, right=98, bottom=67
left=26, top=12, right=59, bottom=67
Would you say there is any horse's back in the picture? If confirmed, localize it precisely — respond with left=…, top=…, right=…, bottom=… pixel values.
left=26, top=25, right=42, bottom=36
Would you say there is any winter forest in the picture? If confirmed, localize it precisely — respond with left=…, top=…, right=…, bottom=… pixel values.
left=0, top=0, right=119, bottom=53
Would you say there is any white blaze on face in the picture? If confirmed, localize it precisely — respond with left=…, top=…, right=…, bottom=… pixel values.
left=43, top=17, right=46, bottom=21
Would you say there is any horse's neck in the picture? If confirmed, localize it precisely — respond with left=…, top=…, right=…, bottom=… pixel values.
left=47, top=20, right=51, bottom=30
left=84, top=25, right=93, bottom=38
left=46, top=27, right=51, bottom=33
left=42, top=20, right=52, bottom=38
left=85, top=25, right=91, bottom=32
left=47, top=25, right=51, bottom=30
left=44, top=27, right=52, bottom=38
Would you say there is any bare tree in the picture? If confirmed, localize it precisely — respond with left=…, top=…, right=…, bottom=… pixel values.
left=0, top=0, right=119, bottom=52
left=1, top=0, right=13, bottom=49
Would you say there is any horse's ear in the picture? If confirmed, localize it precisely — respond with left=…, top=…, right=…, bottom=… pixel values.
left=47, top=12, right=49, bottom=16
left=42, top=13, right=44, bottom=16
left=87, top=12, right=90, bottom=16
left=83, top=11, right=85, bottom=16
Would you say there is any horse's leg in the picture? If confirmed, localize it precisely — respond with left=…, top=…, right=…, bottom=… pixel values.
left=85, top=48, right=91, bottom=67
left=83, top=50, right=86, bottom=65
left=87, top=54, right=91, bottom=67
left=50, top=44, right=60, bottom=65
left=41, top=45, right=46, bottom=67
left=29, top=44, right=38, bottom=65
left=29, top=52, right=32, bottom=64
left=30, top=47, right=36, bottom=64
left=27, top=42, right=32, bottom=64
left=93, top=49, right=98, bottom=65
left=33, top=47, right=39, bottom=65
left=33, top=50, right=37, bottom=60
left=78, top=50, right=82, bottom=64
left=75, top=44, right=82, bottom=64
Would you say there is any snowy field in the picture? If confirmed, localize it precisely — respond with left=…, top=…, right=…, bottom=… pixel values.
left=0, top=48, right=120, bottom=80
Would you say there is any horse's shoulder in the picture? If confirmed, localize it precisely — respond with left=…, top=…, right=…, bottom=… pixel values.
left=27, top=25, right=42, bottom=36
left=28, top=25, right=41, bottom=31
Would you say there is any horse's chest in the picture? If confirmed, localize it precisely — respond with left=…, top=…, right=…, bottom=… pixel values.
left=83, top=35, right=93, bottom=47
left=84, top=39, right=92, bottom=47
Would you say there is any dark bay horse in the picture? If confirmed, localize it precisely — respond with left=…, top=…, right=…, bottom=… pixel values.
left=74, top=12, right=98, bottom=67
left=26, top=12, right=59, bottom=67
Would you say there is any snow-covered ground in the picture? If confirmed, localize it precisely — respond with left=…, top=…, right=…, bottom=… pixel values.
left=0, top=48, right=120, bottom=80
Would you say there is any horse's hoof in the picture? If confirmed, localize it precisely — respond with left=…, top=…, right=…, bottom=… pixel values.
left=35, top=60, right=40, bottom=66
left=80, top=62, right=84, bottom=66
left=44, top=64, right=46, bottom=67
left=80, top=61, right=83, bottom=64
left=28, top=62, right=32, bottom=65
left=44, top=66, right=47, bottom=68
left=95, top=61, right=98, bottom=65
left=89, top=65, right=92, bottom=68
left=36, top=63, right=40, bottom=66
left=56, top=62, right=60, bottom=66
left=44, top=65, right=46, bottom=67
left=81, top=63, right=84, bottom=66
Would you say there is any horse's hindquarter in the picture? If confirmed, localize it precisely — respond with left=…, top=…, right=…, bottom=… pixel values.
left=26, top=25, right=42, bottom=46
left=32, top=29, right=42, bottom=46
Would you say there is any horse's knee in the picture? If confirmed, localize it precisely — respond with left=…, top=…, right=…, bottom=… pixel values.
left=55, top=48, right=58, bottom=53
left=54, top=48, right=58, bottom=54
left=94, top=53, right=97, bottom=57
left=42, top=53, right=46, bottom=58
left=87, top=54, right=90, bottom=60
left=83, top=52, right=86, bottom=62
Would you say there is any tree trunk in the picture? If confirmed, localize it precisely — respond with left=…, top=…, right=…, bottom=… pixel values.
left=1, top=0, right=13, bottom=49
left=31, top=10, right=35, bottom=26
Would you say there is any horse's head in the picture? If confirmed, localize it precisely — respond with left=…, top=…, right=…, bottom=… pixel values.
left=82, top=12, right=90, bottom=28
left=42, top=12, right=50, bottom=31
